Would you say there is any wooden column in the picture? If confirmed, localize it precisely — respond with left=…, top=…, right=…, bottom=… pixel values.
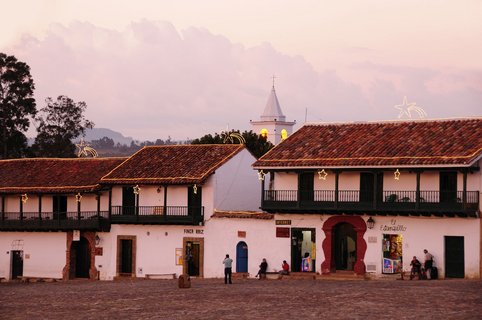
left=415, top=171, right=421, bottom=210
left=462, top=170, right=467, bottom=210
left=38, top=194, right=42, bottom=219
left=1, top=194, right=5, bottom=221
left=19, top=195, right=23, bottom=220
left=163, top=185, right=168, bottom=222
left=97, top=192, right=101, bottom=217
left=77, top=194, right=81, bottom=220
left=334, top=171, right=340, bottom=209
left=373, top=171, right=378, bottom=209
left=108, top=189, right=112, bottom=220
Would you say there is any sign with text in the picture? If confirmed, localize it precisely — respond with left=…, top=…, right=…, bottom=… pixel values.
left=238, top=231, right=246, bottom=238
left=73, top=230, right=80, bottom=241
left=276, top=227, right=290, bottom=238
left=275, top=220, right=291, bottom=225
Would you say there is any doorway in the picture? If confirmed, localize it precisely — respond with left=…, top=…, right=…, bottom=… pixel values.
left=360, top=172, right=383, bottom=203
left=236, top=241, right=248, bottom=273
left=445, top=236, right=464, bottom=278
left=117, top=236, right=136, bottom=277
left=11, top=250, right=23, bottom=280
left=299, top=172, right=314, bottom=202
left=291, top=228, right=316, bottom=272
left=440, top=172, right=457, bottom=203
left=332, top=223, right=357, bottom=271
left=183, top=238, right=204, bottom=277
left=70, top=236, right=91, bottom=278
left=53, top=195, right=67, bottom=220
left=122, top=187, right=136, bottom=215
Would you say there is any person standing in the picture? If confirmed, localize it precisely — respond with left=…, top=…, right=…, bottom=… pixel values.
left=223, top=254, right=233, bottom=284
left=423, top=249, right=433, bottom=279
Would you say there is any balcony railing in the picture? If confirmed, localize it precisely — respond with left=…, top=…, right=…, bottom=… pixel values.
left=262, top=190, right=480, bottom=216
left=111, top=206, right=204, bottom=225
left=0, top=211, right=110, bottom=231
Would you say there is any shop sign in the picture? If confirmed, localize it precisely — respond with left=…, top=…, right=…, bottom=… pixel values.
left=73, top=230, right=80, bottom=241
left=238, top=231, right=246, bottom=238
left=379, top=219, right=407, bottom=232
left=276, top=227, right=290, bottom=238
left=275, top=220, right=291, bottom=225
left=184, top=229, right=204, bottom=234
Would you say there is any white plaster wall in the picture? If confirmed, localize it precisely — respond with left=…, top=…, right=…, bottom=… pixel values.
left=166, top=186, right=188, bottom=206
left=338, top=172, right=360, bottom=190
left=274, top=172, right=297, bottom=190
left=384, top=172, right=417, bottom=191
left=0, top=232, right=66, bottom=279
left=111, top=186, right=123, bottom=206
left=138, top=186, right=165, bottom=207
left=314, top=172, right=336, bottom=190
left=213, top=149, right=260, bottom=212
left=363, top=216, right=480, bottom=279
left=205, top=214, right=327, bottom=278
left=96, top=224, right=202, bottom=280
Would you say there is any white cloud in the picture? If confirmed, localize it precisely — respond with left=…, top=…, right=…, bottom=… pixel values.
left=4, top=20, right=481, bottom=141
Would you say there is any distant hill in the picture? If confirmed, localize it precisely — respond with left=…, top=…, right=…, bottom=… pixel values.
left=83, top=128, right=134, bottom=146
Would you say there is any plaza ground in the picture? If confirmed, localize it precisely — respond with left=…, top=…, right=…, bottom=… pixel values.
left=1, top=278, right=481, bottom=319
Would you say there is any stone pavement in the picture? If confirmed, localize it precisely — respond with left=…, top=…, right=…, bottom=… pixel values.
left=0, top=278, right=481, bottom=320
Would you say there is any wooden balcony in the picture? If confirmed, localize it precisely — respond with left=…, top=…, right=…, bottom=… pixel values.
left=110, top=206, right=204, bottom=225
left=262, top=190, right=480, bottom=217
left=0, top=211, right=111, bottom=231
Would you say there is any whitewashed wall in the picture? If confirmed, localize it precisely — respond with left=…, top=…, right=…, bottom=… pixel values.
left=212, top=148, right=260, bottom=212
left=0, top=232, right=66, bottom=279
left=364, top=215, right=480, bottom=279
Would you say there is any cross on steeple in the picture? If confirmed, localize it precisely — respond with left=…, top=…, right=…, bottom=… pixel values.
left=272, top=74, right=276, bottom=88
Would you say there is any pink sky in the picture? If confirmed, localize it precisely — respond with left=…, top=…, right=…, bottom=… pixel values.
left=1, top=1, right=481, bottom=140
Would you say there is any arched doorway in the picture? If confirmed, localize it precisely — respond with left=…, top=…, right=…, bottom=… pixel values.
left=70, top=236, right=91, bottom=278
left=333, top=223, right=357, bottom=271
left=236, top=241, right=248, bottom=273
left=321, top=216, right=367, bottom=275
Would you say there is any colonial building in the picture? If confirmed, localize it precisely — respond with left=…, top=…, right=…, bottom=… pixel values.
left=0, top=145, right=260, bottom=281
left=251, top=118, right=482, bottom=279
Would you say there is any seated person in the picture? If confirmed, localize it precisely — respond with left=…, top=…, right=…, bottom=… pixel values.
left=280, top=260, right=290, bottom=275
left=256, top=258, right=268, bottom=279
left=409, top=256, right=422, bottom=280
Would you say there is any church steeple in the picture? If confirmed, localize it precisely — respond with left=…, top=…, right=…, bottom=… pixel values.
left=260, top=85, right=286, bottom=122
left=250, top=80, right=295, bottom=145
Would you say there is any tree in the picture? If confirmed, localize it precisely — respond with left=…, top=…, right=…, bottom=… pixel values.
left=191, top=130, right=274, bottom=158
left=32, top=95, right=94, bottom=157
left=0, top=53, right=36, bottom=158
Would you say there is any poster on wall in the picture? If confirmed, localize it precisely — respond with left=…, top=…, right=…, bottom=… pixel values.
left=175, top=248, right=183, bottom=265
left=382, top=234, right=403, bottom=274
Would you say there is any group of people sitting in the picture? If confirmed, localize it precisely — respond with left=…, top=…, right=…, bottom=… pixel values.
left=409, top=249, right=434, bottom=280
left=255, top=259, right=290, bottom=279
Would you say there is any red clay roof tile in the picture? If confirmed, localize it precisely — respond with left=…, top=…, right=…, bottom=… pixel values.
left=0, top=157, right=126, bottom=194
left=101, top=144, right=245, bottom=185
left=254, top=118, right=482, bottom=168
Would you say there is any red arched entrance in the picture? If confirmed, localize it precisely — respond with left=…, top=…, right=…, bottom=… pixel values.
left=321, top=216, right=367, bottom=275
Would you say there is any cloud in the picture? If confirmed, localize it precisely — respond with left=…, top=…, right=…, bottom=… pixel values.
left=4, top=20, right=481, bottom=141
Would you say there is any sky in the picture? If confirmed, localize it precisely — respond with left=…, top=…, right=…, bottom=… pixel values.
left=1, top=0, right=481, bottom=141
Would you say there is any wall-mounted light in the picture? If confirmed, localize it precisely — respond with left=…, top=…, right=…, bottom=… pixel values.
left=75, top=193, right=82, bottom=203
left=317, top=169, right=328, bottom=180
left=157, top=187, right=161, bottom=193
left=394, top=169, right=401, bottom=180
left=95, top=234, right=101, bottom=246
left=366, top=217, right=375, bottom=229
left=21, top=194, right=28, bottom=203
left=133, top=185, right=140, bottom=195
left=257, top=170, right=266, bottom=181
left=193, top=184, right=198, bottom=194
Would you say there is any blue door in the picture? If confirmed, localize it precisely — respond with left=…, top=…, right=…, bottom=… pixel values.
left=236, top=241, right=248, bottom=273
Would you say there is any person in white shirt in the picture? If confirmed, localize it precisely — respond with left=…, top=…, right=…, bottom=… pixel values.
left=223, top=254, right=233, bottom=284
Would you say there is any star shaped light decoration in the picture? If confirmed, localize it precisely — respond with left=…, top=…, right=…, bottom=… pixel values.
left=75, top=193, right=82, bottom=203
left=21, top=194, right=28, bottom=203
left=257, top=170, right=266, bottom=181
left=394, top=96, right=427, bottom=119
left=76, top=139, right=99, bottom=158
left=317, top=169, right=328, bottom=180
left=133, top=185, right=141, bottom=195
left=394, top=169, right=401, bottom=180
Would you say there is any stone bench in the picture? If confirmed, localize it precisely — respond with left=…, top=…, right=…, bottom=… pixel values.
left=145, top=273, right=176, bottom=280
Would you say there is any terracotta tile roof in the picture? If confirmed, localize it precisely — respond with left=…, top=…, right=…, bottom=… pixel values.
left=254, top=118, right=482, bottom=168
left=101, top=144, right=245, bottom=185
left=212, top=210, right=274, bottom=220
left=0, top=157, right=126, bottom=194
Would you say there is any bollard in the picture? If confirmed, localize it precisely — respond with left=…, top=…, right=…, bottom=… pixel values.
left=178, top=274, right=191, bottom=288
